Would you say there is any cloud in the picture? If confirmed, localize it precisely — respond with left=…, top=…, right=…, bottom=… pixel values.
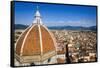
left=45, top=20, right=82, bottom=26
left=45, top=19, right=96, bottom=27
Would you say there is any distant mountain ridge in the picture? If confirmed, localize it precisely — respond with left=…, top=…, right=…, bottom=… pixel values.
left=15, top=24, right=29, bottom=29
left=48, top=26, right=97, bottom=31
left=15, top=24, right=97, bottom=31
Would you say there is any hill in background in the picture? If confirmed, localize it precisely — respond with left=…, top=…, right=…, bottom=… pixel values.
left=15, top=24, right=97, bottom=31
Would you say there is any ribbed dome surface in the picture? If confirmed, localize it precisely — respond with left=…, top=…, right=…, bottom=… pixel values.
left=15, top=8, right=57, bottom=64
left=16, top=24, right=56, bottom=56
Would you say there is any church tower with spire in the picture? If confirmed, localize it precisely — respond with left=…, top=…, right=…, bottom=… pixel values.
left=15, top=6, right=57, bottom=66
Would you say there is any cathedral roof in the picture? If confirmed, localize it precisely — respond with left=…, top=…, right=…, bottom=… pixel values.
left=15, top=7, right=57, bottom=57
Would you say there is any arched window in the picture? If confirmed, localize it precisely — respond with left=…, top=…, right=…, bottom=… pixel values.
left=30, top=63, right=35, bottom=66
left=48, top=58, right=51, bottom=63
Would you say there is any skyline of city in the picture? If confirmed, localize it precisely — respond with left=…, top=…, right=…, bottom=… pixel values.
left=15, top=2, right=97, bottom=27
left=13, top=2, right=97, bottom=66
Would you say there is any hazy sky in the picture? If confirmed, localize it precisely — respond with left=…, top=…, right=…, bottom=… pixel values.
left=14, top=1, right=97, bottom=27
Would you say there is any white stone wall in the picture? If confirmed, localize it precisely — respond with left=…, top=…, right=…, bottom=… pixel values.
left=49, top=55, right=57, bottom=64
left=57, top=54, right=66, bottom=59
left=34, top=55, right=57, bottom=65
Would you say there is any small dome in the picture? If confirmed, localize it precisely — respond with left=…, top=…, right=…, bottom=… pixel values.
left=35, top=10, right=41, bottom=17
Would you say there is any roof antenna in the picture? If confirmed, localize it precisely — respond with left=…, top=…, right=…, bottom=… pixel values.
left=37, top=5, right=39, bottom=10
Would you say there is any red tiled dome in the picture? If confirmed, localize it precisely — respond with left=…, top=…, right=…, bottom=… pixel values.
left=15, top=8, right=57, bottom=64
left=16, top=24, right=56, bottom=56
